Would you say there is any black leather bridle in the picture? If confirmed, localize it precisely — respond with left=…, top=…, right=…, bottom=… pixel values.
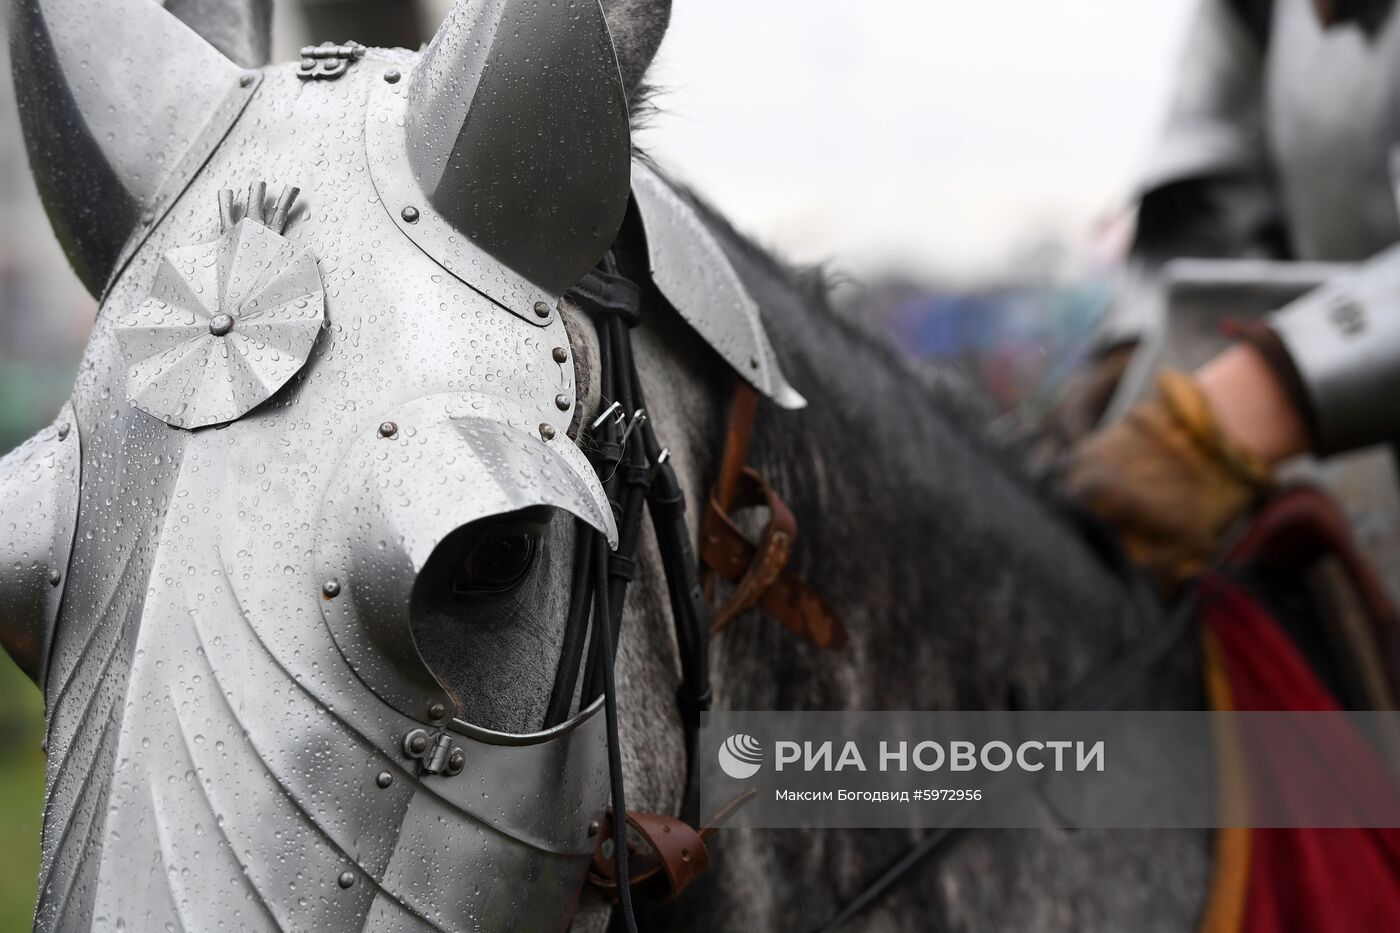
left=546, top=251, right=713, bottom=931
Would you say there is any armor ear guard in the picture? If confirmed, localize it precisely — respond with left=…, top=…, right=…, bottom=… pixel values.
left=316, top=393, right=616, bottom=724
left=0, top=405, right=80, bottom=688
left=164, top=0, right=273, bottom=68
left=10, top=0, right=259, bottom=296
left=367, top=0, right=631, bottom=324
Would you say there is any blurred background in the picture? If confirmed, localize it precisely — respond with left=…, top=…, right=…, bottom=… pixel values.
left=0, top=0, right=1194, bottom=924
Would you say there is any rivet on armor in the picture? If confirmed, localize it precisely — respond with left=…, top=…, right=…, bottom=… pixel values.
left=337, top=871, right=356, bottom=889
left=239, top=74, right=254, bottom=88
left=552, top=346, right=568, bottom=363
left=401, top=206, right=420, bottom=224
left=47, top=569, right=61, bottom=587
left=427, top=701, right=447, bottom=721
left=750, top=357, right=759, bottom=370
left=555, top=394, right=571, bottom=411
left=378, top=421, right=398, bottom=438
left=533, top=301, right=551, bottom=319
left=383, top=68, right=401, bottom=84
left=208, top=313, right=235, bottom=337
left=538, top=423, right=556, bottom=440
left=445, top=748, right=466, bottom=775
left=55, top=423, right=70, bottom=441
left=403, top=729, right=430, bottom=756
left=376, top=771, right=393, bottom=789
left=140, top=212, right=154, bottom=227
left=322, top=578, right=341, bottom=598
left=587, top=820, right=601, bottom=837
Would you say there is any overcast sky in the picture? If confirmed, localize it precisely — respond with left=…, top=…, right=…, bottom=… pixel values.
left=634, top=1, right=1197, bottom=282
left=109, top=1, right=1198, bottom=291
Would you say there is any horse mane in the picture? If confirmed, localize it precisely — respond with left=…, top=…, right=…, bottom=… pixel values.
left=662, top=174, right=1053, bottom=505
left=637, top=169, right=1208, bottom=933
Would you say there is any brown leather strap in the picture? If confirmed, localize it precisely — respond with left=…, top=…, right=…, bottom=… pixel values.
left=588, top=791, right=756, bottom=902
left=707, top=468, right=794, bottom=629
left=702, top=468, right=846, bottom=648
left=588, top=811, right=709, bottom=901
left=700, top=381, right=847, bottom=649
left=714, top=380, right=760, bottom=509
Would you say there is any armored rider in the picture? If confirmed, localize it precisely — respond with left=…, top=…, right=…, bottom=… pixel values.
left=1066, top=0, right=1400, bottom=592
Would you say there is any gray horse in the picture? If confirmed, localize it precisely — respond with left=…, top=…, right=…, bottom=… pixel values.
left=0, top=0, right=1210, bottom=929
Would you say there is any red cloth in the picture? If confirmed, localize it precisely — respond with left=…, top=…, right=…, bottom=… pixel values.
left=1201, top=576, right=1400, bottom=932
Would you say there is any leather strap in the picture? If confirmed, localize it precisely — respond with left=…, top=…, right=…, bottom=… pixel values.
left=588, top=792, right=755, bottom=902
left=700, top=381, right=847, bottom=649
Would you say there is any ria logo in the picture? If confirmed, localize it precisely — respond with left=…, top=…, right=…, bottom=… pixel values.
left=718, top=733, right=764, bottom=779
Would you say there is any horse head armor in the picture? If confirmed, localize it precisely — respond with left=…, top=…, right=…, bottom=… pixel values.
left=0, top=0, right=800, bottom=927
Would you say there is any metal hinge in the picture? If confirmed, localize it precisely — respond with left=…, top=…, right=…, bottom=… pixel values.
left=403, top=727, right=466, bottom=777
left=298, top=41, right=367, bottom=81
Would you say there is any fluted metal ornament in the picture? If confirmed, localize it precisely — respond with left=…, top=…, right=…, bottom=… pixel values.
left=114, top=186, right=324, bottom=429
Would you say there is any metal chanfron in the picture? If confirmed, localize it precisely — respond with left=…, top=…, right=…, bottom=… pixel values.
left=631, top=162, right=806, bottom=409
left=30, top=50, right=613, bottom=931
left=0, top=404, right=79, bottom=689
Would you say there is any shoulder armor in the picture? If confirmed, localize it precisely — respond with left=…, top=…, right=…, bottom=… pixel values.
left=631, top=162, right=805, bottom=409
left=0, top=404, right=81, bottom=688
left=1137, top=0, right=1268, bottom=197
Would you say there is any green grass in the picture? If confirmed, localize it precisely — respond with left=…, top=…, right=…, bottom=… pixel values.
left=0, top=652, right=44, bottom=930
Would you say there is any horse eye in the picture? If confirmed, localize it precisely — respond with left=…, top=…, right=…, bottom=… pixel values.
left=454, top=529, right=539, bottom=595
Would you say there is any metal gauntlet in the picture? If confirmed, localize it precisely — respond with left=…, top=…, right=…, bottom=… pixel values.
left=1270, top=243, right=1400, bottom=455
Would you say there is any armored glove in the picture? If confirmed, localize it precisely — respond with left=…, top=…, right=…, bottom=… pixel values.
left=1062, top=370, right=1274, bottom=592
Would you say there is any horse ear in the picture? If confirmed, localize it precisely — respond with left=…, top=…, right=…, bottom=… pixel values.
left=600, top=0, right=671, bottom=101
left=10, top=0, right=250, bottom=296
left=403, top=0, right=631, bottom=295
left=164, top=0, right=272, bottom=69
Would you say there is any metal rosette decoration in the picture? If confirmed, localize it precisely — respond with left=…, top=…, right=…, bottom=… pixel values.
left=115, top=182, right=324, bottom=429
